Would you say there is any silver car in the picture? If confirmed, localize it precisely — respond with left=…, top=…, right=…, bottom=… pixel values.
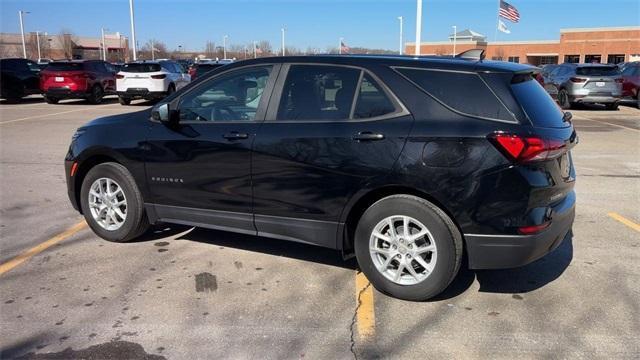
left=544, top=63, right=622, bottom=110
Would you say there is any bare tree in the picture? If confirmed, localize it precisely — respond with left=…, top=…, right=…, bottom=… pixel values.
left=204, top=41, right=215, bottom=58
left=27, top=33, right=39, bottom=60
left=257, top=40, right=272, bottom=56
left=58, top=29, right=77, bottom=59
left=139, top=39, right=168, bottom=60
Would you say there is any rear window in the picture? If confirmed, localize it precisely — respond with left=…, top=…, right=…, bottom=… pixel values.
left=122, top=63, right=162, bottom=73
left=46, top=62, right=84, bottom=71
left=396, top=68, right=515, bottom=122
left=576, top=66, right=619, bottom=76
left=511, top=78, right=566, bottom=128
left=196, top=64, right=223, bottom=77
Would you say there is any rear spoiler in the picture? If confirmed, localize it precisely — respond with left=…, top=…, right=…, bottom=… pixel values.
left=455, top=49, right=486, bottom=61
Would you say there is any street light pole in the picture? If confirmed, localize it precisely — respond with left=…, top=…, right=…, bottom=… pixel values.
left=452, top=25, right=457, bottom=56
left=253, top=40, right=257, bottom=58
left=36, top=31, right=41, bottom=60
left=398, top=16, right=403, bottom=55
left=151, top=39, right=155, bottom=60
left=129, top=0, right=137, bottom=61
left=101, top=28, right=108, bottom=61
left=281, top=27, right=286, bottom=56
left=223, top=35, right=228, bottom=59
left=415, top=0, right=422, bottom=56
left=18, top=11, right=29, bottom=58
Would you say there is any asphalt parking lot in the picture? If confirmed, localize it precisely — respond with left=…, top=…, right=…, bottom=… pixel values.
left=0, top=96, right=639, bottom=359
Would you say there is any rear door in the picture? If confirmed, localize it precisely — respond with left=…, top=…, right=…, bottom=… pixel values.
left=577, top=66, right=621, bottom=96
left=144, top=64, right=279, bottom=233
left=251, top=63, right=413, bottom=248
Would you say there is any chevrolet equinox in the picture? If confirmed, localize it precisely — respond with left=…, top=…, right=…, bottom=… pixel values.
left=65, top=53, right=577, bottom=301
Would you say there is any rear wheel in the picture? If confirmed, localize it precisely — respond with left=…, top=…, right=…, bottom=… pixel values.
left=558, top=89, right=572, bottom=110
left=354, top=195, right=463, bottom=301
left=166, top=83, right=176, bottom=97
left=80, top=162, right=149, bottom=242
left=44, top=96, right=59, bottom=104
left=87, top=85, right=104, bottom=104
left=118, top=96, right=131, bottom=105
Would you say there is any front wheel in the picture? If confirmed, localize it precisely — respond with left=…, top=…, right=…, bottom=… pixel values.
left=354, top=195, right=463, bottom=301
left=558, top=89, right=572, bottom=110
left=80, top=162, right=149, bottom=242
left=87, top=85, right=104, bottom=104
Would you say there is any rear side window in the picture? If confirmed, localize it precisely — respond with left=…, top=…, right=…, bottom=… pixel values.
left=396, top=68, right=515, bottom=122
left=46, top=62, right=83, bottom=71
left=354, top=74, right=396, bottom=119
left=576, top=66, right=619, bottom=76
left=277, top=65, right=360, bottom=121
left=511, top=78, right=566, bottom=128
left=122, top=63, right=162, bottom=73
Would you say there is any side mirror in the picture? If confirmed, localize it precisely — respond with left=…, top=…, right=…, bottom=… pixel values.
left=151, top=103, right=178, bottom=127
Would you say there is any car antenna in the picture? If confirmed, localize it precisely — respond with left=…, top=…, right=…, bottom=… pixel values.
left=455, top=49, right=486, bottom=61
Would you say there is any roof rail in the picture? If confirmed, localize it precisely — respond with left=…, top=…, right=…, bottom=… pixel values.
left=455, top=49, right=485, bottom=61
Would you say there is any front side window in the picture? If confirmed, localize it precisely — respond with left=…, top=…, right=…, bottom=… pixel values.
left=179, top=66, right=272, bottom=122
left=277, top=65, right=360, bottom=121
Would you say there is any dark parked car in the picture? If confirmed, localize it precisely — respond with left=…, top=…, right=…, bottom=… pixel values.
left=0, top=58, right=42, bottom=102
left=65, top=54, right=577, bottom=301
left=543, top=63, right=622, bottom=109
left=40, top=60, right=117, bottom=104
left=535, top=64, right=559, bottom=86
left=620, top=62, right=639, bottom=107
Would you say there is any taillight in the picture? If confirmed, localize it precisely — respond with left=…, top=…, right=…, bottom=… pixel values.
left=151, top=74, right=166, bottom=79
left=569, top=77, right=587, bottom=83
left=615, top=78, right=624, bottom=83
left=490, top=133, right=567, bottom=163
left=518, top=222, right=550, bottom=235
left=116, top=74, right=125, bottom=79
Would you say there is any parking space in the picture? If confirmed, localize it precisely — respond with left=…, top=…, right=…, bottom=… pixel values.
left=0, top=99, right=639, bottom=359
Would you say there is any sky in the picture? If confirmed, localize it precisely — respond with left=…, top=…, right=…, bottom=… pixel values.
left=1, top=0, right=638, bottom=52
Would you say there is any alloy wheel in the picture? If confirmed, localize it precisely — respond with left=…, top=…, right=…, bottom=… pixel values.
left=88, top=177, right=127, bottom=231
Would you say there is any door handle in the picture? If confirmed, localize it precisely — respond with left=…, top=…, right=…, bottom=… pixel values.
left=223, top=132, right=249, bottom=140
left=353, top=132, right=384, bottom=141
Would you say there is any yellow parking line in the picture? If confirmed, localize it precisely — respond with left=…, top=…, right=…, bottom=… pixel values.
left=608, top=212, right=640, bottom=232
left=0, top=220, right=87, bottom=276
left=355, top=271, right=375, bottom=339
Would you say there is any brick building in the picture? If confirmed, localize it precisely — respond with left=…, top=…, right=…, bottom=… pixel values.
left=0, top=32, right=129, bottom=62
left=406, top=26, right=640, bottom=66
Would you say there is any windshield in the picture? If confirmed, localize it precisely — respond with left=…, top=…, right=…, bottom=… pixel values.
left=122, top=63, right=162, bottom=73
left=46, top=62, right=83, bottom=71
left=576, top=66, right=619, bottom=76
left=196, top=64, right=223, bottom=77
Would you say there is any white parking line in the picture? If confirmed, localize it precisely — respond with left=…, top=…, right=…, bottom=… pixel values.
left=572, top=115, right=639, bottom=133
left=0, top=104, right=125, bottom=125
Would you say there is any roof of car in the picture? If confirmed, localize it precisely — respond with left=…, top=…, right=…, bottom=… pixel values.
left=223, top=54, right=536, bottom=73
left=565, top=63, right=618, bottom=68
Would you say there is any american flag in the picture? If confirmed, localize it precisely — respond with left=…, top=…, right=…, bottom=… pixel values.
left=340, top=41, right=350, bottom=54
left=499, top=0, right=520, bottom=23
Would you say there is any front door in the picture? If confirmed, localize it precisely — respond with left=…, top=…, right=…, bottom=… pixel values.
left=145, top=64, right=278, bottom=233
left=251, top=64, right=414, bottom=248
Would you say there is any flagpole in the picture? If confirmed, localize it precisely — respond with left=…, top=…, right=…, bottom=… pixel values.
left=494, top=0, right=500, bottom=42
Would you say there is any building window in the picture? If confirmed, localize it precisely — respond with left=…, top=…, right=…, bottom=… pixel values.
left=585, top=54, right=601, bottom=64
left=491, top=56, right=504, bottom=61
left=507, top=56, right=520, bottom=63
left=564, top=55, right=580, bottom=63
left=607, top=54, right=625, bottom=64
left=539, top=56, right=558, bottom=65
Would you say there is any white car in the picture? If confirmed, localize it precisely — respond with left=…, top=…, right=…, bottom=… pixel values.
left=116, top=61, right=190, bottom=105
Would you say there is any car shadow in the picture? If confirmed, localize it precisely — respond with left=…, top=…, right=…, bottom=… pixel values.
left=175, top=227, right=357, bottom=270
left=433, top=230, right=574, bottom=300
left=0, top=96, right=44, bottom=105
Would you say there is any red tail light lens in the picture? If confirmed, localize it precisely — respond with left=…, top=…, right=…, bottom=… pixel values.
left=518, top=222, right=550, bottom=235
left=490, top=133, right=567, bottom=163
left=615, top=78, right=624, bottom=83
left=151, top=74, right=166, bottom=79
left=116, top=74, right=125, bottom=79
left=569, top=77, right=587, bottom=83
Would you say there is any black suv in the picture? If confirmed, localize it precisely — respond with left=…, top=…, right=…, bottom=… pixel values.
left=0, top=58, right=42, bottom=102
left=65, top=54, right=577, bottom=301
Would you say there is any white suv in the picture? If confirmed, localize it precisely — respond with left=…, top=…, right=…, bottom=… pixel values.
left=116, top=61, right=190, bottom=105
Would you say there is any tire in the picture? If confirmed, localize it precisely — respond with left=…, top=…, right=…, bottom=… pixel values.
left=558, top=89, right=572, bottom=110
left=80, top=162, right=149, bottom=242
left=87, top=85, right=104, bottom=104
left=166, top=84, right=175, bottom=97
left=44, top=96, right=59, bottom=104
left=354, top=195, right=463, bottom=301
left=605, top=102, right=619, bottom=110
left=118, top=96, right=131, bottom=105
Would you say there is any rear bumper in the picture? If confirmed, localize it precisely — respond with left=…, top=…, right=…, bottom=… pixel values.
left=117, top=89, right=167, bottom=99
left=465, top=191, right=575, bottom=270
left=569, top=94, right=620, bottom=104
left=44, top=87, right=89, bottom=98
